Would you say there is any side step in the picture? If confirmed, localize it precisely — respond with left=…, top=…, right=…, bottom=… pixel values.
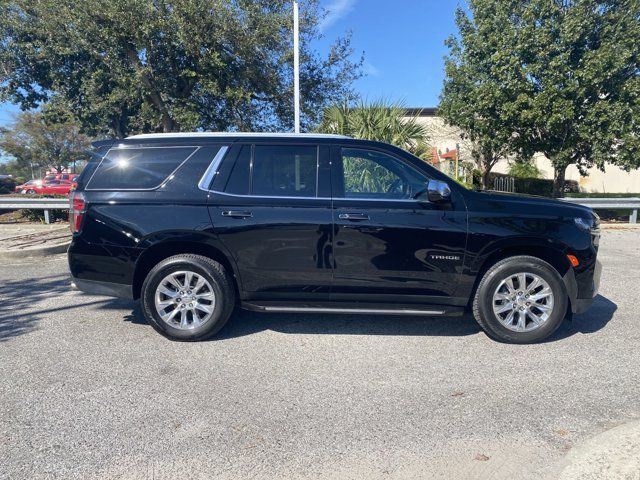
left=241, top=301, right=464, bottom=317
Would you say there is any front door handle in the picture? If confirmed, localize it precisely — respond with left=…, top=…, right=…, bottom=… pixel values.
left=338, top=213, right=370, bottom=221
left=222, top=210, right=253, bottom=219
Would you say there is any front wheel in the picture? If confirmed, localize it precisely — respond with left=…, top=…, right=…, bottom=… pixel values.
left=473, top=255, right=568, bottom=344
left=141, top=254, right=235, bottom=341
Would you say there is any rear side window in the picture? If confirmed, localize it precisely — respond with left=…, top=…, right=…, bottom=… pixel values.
left=251, top=145, right=317, bottom=197
left=86, top=147, right=197, bottom=190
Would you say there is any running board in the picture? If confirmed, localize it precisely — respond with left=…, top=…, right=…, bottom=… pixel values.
left=241, top=301, right=460, bottom=316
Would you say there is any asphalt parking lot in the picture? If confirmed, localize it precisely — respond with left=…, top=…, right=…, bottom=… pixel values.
left=1, top=229, right=639, bottom=480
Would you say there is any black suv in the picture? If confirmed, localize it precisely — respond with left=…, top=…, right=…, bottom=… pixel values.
left=68, top=133, right=601, bottom=343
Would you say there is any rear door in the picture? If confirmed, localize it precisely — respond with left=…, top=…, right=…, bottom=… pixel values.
left=330, top=145, right=468, bottom=305
left=208, top=143, right=333, bottom=300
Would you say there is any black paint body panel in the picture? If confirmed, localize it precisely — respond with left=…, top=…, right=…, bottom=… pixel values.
left=68, top=135, right=600, bottom=313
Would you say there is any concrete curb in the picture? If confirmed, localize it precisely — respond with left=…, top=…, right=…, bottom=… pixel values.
left=0, top=241, right=69, bottom=260
left=554, top=420, right=640, bottom=480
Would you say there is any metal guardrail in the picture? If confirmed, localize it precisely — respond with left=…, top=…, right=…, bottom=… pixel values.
left=0, top=197, right=69, bottom=224
left=1, top=195, right=639, bottom=224
left=562, top=197, right=640, bottom=224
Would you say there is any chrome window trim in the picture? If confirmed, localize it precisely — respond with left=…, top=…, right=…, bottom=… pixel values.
left=205, top=189, right=422, bottom=203
left=85, top=145, right=201, bottom=192
left=197, top=145, right=230, bottom=192
left=199, top=143, right=428, bottom=203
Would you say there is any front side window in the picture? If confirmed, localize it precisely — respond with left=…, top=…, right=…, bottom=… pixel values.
left=86, top=147, right=197, bottom=190
left=251, top=145, right=317, bottom=197
left=339, top=148, right=427, bottom=200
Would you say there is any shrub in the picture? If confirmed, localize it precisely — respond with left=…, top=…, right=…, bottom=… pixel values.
left=20, top=194, right=68, bottom=223
left=0, top=177, right=17, bottom=194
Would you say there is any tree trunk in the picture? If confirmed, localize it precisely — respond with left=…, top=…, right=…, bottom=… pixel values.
left=553, top=165, right=567, bottom=198
left=127, top=50, right=178, bottom=133
left=481, top=168, right=492, bottom=190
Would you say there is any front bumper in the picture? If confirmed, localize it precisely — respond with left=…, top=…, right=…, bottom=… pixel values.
left=564, top=258, right=601, bottom=314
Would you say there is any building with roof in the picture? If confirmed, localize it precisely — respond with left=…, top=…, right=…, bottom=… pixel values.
left=408, top=108, right=640, bottom=193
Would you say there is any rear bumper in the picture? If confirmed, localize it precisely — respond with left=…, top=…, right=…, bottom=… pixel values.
left=71, top=277, right=133, bottom=299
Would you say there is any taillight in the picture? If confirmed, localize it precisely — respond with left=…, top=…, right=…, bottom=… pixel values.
left=69, top=191, right=86, bottom=233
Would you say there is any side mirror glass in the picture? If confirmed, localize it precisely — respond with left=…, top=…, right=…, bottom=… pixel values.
left=425, top=179, right=451, bottom=203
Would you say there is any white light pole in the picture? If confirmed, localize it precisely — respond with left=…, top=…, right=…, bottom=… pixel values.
left=293, top=1, right=301, bottom=133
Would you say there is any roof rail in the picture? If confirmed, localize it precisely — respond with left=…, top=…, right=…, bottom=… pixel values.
left=126, top=132, right=351, bottom=140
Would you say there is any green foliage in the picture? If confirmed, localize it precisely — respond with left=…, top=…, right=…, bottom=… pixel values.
left=0, top=107, right=91, bottom=179
left=440, top=0, right=640, bottom=197
left=20, top=194, right=68, bottom=223
left=0, top=0, right=362, bottom=137
left=439, top=1, right=519, bottom=189
left=317, top=99, right=430, bottom=156
left=507, top=160, right=542, bottom=179
left=0, top=177, right=17, bottom=194
left=342, top=155, right=397, bottom=194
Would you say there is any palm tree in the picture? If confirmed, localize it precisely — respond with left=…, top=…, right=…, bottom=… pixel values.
left=316, top=99, right=430, bottom=157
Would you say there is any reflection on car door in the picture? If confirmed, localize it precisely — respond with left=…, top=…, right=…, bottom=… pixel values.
left=330, top=146, right=468, bottom=306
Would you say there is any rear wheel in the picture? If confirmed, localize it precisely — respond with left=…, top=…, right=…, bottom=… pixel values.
left=473, top=255, right=568, bottom=344
left=141, top=254, right=235, bottom=341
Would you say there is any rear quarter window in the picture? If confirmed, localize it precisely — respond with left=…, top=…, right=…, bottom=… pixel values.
left=86, top=146, right=197, bottom=190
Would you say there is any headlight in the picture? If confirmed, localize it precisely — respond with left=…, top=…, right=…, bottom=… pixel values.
left=574, top=217, right=592, bottom=231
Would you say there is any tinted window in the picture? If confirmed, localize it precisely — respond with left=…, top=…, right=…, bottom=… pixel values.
left=340, top=148, right=427, bottom=199
left=86, top=147, right=196, bottom=190
left=224, top=146, right=251, bottom=195
left=252, top=146, right=317, bottom=197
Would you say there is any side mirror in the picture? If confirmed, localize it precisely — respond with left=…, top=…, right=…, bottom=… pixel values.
left=426, top=179, right=451, bottom=203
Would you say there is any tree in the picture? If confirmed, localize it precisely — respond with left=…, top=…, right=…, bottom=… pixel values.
left=508, top=159, right=542, bottom=179
left=0, top=105, right=91, bottom=179
left=0, top=0, right=362, bottom=138
left=317, top=99, right=430, bottom=156
left=440, top=0, right=640, bottom=197
left=510, top=0, right=640, bottom=197
left=439, top=2, right=521, bottom=190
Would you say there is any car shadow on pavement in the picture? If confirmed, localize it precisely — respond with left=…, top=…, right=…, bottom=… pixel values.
left=117, top=294, right=617, bottom=342
left=117, top=302, right=482, bottom=338
left=217, top=310, right=483, bottom=339
left=547, top=294, right=617, bottom=342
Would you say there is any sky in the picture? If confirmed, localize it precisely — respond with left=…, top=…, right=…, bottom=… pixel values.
left=314, top=0, right=463, bottom=107
left=0, top=0, right=463, bottom=130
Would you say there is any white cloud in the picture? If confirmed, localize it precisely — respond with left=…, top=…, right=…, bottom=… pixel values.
left=319, top=0, right=357, bottom=32
left=363, top=61, right=381, bottom=77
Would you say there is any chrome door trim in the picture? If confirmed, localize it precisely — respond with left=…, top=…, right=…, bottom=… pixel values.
left=198, top=145, right=230, bottom=192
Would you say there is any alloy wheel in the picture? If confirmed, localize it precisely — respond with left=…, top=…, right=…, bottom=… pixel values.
left=492, top=272, right=554, bottom=332
left=154, top=271, right=216, bottom=330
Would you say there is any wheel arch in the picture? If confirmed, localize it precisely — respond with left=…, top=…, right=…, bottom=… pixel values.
left=133, top=238, right=241, bottom=300
left=467, top=240, right=574, bottom=310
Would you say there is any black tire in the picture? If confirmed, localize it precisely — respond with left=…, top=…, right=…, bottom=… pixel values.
left=26, top=189, right=36, bottom=194
left=472, top=255, right=568, bottom=344
left=141, top=254, right=235, bottom=341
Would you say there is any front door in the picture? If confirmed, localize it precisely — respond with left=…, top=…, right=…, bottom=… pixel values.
left=330, top=146, right=468, bottom=305
left=209, top=143, right=333, bottom=300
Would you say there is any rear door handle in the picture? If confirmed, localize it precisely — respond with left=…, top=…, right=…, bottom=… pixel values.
left=222, top=210, right=253, bottom=219
left=338, top=213, right=370, bottom=221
